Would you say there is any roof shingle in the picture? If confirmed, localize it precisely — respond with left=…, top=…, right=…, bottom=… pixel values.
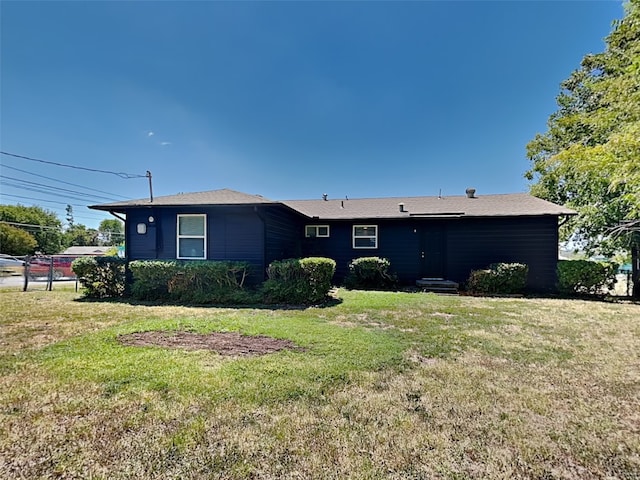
left=90, top=189, right=575, bottom=218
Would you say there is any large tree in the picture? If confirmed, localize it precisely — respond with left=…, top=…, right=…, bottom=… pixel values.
left=98, top=219, right=124, bottom=246
left=63, top=224, right=99, bottom=248
left=0, top=223, right=38, bottom=255
left=0, top=205, right=63, bottom=254
left=525, top=0, right=640, bottom=297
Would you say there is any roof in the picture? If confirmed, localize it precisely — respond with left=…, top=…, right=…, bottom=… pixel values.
left=282, top=193, right=576, bottom=219
left=90, top=188, right=276, bottom=211
left=90, top=189, right=576, bottom=219
left=62, top=246, right=111, bottom=255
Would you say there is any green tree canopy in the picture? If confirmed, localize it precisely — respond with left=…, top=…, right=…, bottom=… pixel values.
left=63, top=224, right=99, bottom=248
left=98, top=219, right=124, bottom=246
left=0, top=205, right=63, bottom=254
left=525, top=0, right=640, bottom=296
left=0, top=223, right=38, bottom=255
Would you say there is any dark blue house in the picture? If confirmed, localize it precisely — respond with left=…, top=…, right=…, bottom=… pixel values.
left=91, top=188, right=575, bottom=291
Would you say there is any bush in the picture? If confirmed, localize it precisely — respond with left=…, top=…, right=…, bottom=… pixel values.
left=466, top=262, right=529, bottom=295
left=262, top=257, right=336, bottom=304
left=557, top=260, right=618, bottom=295
left=72, top=256, right=127, bottom=298
left=344, top=257, right=397, bottom=290
left=129, top=260, right=255, bottom=304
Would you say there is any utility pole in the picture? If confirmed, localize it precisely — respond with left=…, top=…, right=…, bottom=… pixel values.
left=146, top=170, right=154, bottom=203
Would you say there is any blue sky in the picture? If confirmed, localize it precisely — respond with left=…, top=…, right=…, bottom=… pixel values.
left=0, top=1, right=624, bottom=229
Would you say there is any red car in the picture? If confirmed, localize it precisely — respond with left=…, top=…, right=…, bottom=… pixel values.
left=28, top=256, right=79, bottom=280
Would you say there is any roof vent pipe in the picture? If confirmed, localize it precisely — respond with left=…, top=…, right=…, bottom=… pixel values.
left=322, top=193, right=328, bottom=201
left=465, top=188, right=476, bottom=198
left=398, top=203, right=405, bottom=213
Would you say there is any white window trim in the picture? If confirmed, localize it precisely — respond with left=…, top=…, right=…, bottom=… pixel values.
left=177, top=214, right=207, bottom=259
left=353, top=225, right=378, bottom=249
left=305, top=225, right=330, bottom=238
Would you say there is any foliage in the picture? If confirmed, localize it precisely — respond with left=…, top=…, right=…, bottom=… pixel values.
left=72, top=256, right=127, bottom=298
left=557, top=259, right=618, bottom=295
left=344, top=256, right=397, bottom=290
left=63, top=224, right=99, bottom=248
left=0, top=223, right=38, bottom=255
left=129, top=260, right=255, bottom=304
left=0, top=204, right=63, bottom=254
left=98, top=219, right=124, bottom=246
left=466, top=263, right=529, bottom=295
left=262, top=257, right=336, bottom=304
left=525, top=1, right=640, bottom=295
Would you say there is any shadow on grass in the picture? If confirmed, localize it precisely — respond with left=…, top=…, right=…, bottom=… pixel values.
left=73, top=295, right=344, bottom=311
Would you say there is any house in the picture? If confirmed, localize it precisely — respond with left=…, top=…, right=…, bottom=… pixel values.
left=90, top=188, right=575, bottom=291
left=61, top=246, right=111, bottom=256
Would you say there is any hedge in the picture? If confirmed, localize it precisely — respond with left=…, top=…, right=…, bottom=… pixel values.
left=466, top=263, right=529, bottom=295
left=262, top=257, right=336, bottom=304
left=72, top=256, right=127, bottom=298
left=557, top=260, right=618, bottom=295
left=343, top=257, right=397, bottom=290
left=129, top=260, right=255, bottom=304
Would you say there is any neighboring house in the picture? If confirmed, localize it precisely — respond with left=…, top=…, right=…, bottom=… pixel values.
left=62, top=246, right=111, bottom=255
left=90, top=188, right=575, bottom=291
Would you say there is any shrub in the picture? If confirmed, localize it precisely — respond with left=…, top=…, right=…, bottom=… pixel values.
left=72, top=256, right=127, bottom=298
left=262, top=257, right=336, bottom=304
left=344, top=257, right=397, bottom=290
left=129, top=260, right=255, bottom=304
left=128, top=260, right=176, bottom=300
left=466, top=262, right=529, bottom=295
left=557, top=260, right=618, bottom=295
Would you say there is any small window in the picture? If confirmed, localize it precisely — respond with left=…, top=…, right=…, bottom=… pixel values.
left=177, top=214, right=206, bottom=259
left=305, top=225, right=330, bottom=238
left=353, top=225, right=378, bottom=249
left=136, top=223, right=147, bottom=235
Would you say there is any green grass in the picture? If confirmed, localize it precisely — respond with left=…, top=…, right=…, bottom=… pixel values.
left=1, top=288, right=639, bottom=479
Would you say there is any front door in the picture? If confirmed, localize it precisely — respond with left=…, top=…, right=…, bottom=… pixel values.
left=419, top=223, right=445, bottom=279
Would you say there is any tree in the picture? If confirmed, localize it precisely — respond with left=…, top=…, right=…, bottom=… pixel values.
left=65, top=204, right=74, bottom=228
left=0, top=205, right=63, bottom=254
left=63, top=224, right=99, bottom=248
left=0, top=223, right=38, bottom=255
left=98, top=219, right=124, bottom=246
left=525, top=0, right=640, bottom=298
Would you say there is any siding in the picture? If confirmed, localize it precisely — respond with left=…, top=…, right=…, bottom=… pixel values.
left=301, top=216, right=559, bottom=291
left=262, top=206, right=303, bottom=268
left=127, top=206, right=265, bottom=282
left=446, top=216, right=559, bottom=291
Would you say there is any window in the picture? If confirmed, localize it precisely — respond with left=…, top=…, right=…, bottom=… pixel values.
left=305, top=225, right=330, bottom=238
left=353, top=225, right=377, bottom=249
left=177, top=214, right=206, bottom=259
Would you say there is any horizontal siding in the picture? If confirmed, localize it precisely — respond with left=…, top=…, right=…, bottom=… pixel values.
left=263, top=207, right=303, bottom=267
left=127, top=206, right=265, bottom=283
left=446, top=217, right=559, bottom=291
left=302, top=220, right=421, bottom=283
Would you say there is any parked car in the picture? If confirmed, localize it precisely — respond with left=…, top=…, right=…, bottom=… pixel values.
left=0, top=254, right=25, bottom=276
left=28, top=256, right=79, bottom=280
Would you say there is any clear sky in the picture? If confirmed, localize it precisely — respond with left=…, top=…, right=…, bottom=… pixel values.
left=0, top=0, right=625, bottom=229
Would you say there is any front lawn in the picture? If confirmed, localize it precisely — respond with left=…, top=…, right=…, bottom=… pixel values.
left=0, top=288, right=638, bottom=479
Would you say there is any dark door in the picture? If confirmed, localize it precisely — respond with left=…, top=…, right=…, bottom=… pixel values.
left=419, top=223, right=445, bottom=279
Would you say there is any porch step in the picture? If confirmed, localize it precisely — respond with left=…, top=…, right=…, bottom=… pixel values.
left=416, top=278, right=459, bottom=294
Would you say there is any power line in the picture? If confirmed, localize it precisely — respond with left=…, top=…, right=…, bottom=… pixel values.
left=1, top=164, right=130, bottom=199
left=1, top=151, right=147, bottom=179
left=1, top=180, right=118, bottom=204
left=0, top=220, right=60, bottom=231
left=0, top=193, right=96, bottom=209
left=0, top=175, right=118, bottom=202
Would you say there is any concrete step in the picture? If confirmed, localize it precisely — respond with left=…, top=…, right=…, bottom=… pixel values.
left=415, top=278, right=459, bottom=294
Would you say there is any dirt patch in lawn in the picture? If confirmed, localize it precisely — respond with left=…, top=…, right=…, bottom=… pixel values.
left=118, top=331, right=303, bottom=356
